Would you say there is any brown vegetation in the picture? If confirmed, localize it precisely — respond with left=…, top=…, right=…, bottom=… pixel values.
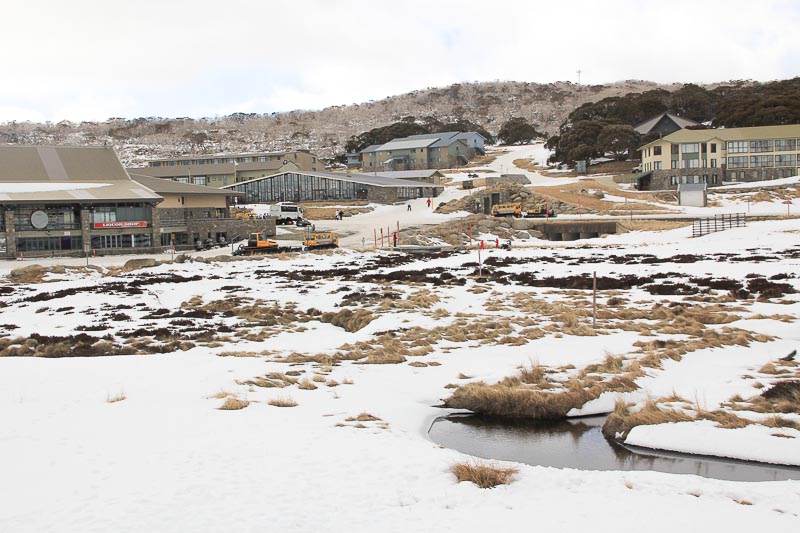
left=451, top=460, right=518, bottom=489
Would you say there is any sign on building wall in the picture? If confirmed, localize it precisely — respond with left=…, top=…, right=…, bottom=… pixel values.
left=93, top=221, right=148, bottom=229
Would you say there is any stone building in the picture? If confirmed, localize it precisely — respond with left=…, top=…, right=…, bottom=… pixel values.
left=0, top=145, right=274, bottom=258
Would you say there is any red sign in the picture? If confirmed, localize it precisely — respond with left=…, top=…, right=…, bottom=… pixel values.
left=93, top=221, right=148, bottom=229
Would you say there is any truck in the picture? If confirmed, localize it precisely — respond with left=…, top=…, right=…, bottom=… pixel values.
left=269, top=204, right=305, bottom=225
left=303, top=231, right=339, bottom=249
left=523, top=203, right=556, bottom=218
left=232, top=232, right=301, bottom=256
left=490, top=202, right=522, bottom=217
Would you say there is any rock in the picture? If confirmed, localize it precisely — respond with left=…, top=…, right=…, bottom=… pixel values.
left=529, top=230, right=544, bottom=239
left=174, top=254, right=188, bottom=264
left=511, top=219, right=539, bottom=230
left=122, top=258, right=157, bottom=272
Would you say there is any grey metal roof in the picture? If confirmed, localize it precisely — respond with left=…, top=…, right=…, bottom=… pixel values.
left=370, top=170, right=443, bottom=179
left=378, top=138, right=438, bottom=151
left=145, top=150, right=310, bottom=163
left=0, top=145, right=162, bottom=204
left=128, top=159, right=296, bottom=178
left=129, top=174, right=244, bottom=196
left=634, top=112, right=699, bottom=135
left=360, top=144, right=383, bottom=154
left=222, top=170, right=443, bottom=190
left=677, top=183, right=707, bottom=192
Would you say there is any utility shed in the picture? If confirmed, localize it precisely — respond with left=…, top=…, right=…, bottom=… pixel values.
left=678, top=183, right=707, bottom=207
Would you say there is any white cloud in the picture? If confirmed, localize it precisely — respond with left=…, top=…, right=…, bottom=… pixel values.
left=1, top=0, right=798, bottom=122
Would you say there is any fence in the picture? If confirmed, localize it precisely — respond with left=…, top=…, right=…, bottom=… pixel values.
left=692, top=213, right=746, bottom=237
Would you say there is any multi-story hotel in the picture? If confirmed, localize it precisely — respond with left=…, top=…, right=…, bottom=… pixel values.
left=637, top=124, right=800, bottom=190
left=128, top=150, right=321, bottom=188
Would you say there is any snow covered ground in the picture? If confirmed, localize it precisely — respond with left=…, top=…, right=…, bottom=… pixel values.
left=1, top=211, right=800, bottom=531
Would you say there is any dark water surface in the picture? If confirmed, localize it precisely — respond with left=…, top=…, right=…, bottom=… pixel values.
left=429, top=414, right=800, bottom=482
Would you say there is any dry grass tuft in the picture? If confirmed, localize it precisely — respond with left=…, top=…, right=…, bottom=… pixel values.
left=219, top=397, right=250, bottom=410
left=346, top=412, right=381, bottom=422
left=451, top=460, right=518, bottom=489
left=298, top=379, right=318, bottom=390
left=268, top=396, right=298, bottom=407
left=603, top=399, right=693, bottom=439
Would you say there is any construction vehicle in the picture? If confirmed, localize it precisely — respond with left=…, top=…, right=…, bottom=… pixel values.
left=491, top=202, right=522, bottom=217
left=232, top=208, right=256, bottom=220
left=523, top=203, right=557, bottom=218
left=303, top=231, right=339, bottom=249
left=232, top=232, right=301, bottom=256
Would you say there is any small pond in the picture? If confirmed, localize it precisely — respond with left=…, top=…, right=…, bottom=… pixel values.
left=429, top=414, right=800, bottom=482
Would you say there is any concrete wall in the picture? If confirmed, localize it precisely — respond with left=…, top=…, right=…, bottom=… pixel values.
left=158, top=194, right=229, bottom=209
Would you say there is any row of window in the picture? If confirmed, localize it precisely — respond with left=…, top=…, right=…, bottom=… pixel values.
left=90, top=234, right=152, bottom=249
left=232, top=173, right=371, bottom=203
left=728, top=139, right=798, bottom=153
left=149, top=153, right=306, bottom=167
left=668, top=175, right=719, bottom=185
left=728, top=154, right=797, bottom=168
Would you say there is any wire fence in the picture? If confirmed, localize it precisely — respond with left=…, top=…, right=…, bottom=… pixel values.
left=692, top=213, right=747, bottom=237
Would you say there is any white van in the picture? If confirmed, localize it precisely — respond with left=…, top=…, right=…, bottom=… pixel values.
left=269, top=204, right=305, bottom=225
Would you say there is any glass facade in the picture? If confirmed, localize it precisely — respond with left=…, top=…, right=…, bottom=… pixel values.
left=727, top=156, right=749, bottom=169
left=13, top=205, right=80, bottom=231
left=91, top=233, right=152, bottom=249
left=92, top=204, right=151, bottom=225
left=727, top=141, right=748, bottom=153
left=17, top=236, right=82, bottom=253
left=232, top=173, right=370, bottom=203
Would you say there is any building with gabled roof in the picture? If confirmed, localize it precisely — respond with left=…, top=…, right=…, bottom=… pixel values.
left=634, top=112, right=699, bottom=136
left=360, top=131, right=486, bottom=172
left=636, top=124, right=800, bottom=190
left=0, top=145, right=273, bottom=257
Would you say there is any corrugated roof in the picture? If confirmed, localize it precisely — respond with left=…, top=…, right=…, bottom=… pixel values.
left=370, top=170, right=442, bottom=179
left=129, top=174, right=244, bottom=196
left=360, top=144, right=383, bottom=154
left=379, top=138, right=438, bottom=151
left=222, top=170, right=442, bottom=190
left=678, top=183, right=707, bottom=192
left=145, top=150, right=310, bottom=163
left=0, top=145, right=162, bottom=203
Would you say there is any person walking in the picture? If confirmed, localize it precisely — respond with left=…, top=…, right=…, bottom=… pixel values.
left=407, top=203, right=411, bottom=211
left=426, top=198, right=431, bottom=209
left=392, top=232, right=398, bottom=248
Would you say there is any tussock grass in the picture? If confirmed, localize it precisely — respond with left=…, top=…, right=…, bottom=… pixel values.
left=268, top=396, right=298, bottom=407
left=451, top=460, right=518, bottom=489
left=346, top=412, right=381, bottom=422
left=603, top=399, right=693, bottom=439
left=219, top=397, right=250, bottom=410
left=319, top=308, right=375, bottom=332
left=298, top=379, right=318, bottom=390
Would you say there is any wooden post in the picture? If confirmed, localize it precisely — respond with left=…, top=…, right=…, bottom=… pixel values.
left=592, top=270, right=597, bottom=328
left=374, top=228, right=377, bottom=248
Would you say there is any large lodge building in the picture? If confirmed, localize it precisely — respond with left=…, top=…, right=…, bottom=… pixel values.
left=637, top=124, right=800, bottom=190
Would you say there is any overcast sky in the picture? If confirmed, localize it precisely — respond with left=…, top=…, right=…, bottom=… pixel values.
left=2, top=0, right=798, bottom=123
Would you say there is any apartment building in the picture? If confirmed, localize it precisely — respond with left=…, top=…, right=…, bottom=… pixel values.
left=128, top=150, right=320, bottom=188
left=637, top=124, right=800, bottom=190
left=360, top=132, right=486, bottom=172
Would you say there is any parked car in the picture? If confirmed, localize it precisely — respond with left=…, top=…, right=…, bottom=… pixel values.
left=295, top=218, right=312, bottom=227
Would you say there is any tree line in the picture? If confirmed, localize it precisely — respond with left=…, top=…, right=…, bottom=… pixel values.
left=547, top=78, right=800, bottom=164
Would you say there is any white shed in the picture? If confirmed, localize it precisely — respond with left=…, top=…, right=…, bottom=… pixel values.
left=678, top=183, right=707, bottom=207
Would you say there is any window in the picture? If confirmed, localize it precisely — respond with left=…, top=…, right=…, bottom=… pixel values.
left=776, top=154, right=796, bottom=167
left=701, top=143, right=707, bottom=154
left=671, top=144, right=679, bottom=155
left=750, top=140, right=773, bottom=153
left=192, top=176, right=207, bottom=186
left=670, top=176, right=677, bottom=185
left=653, top=146, right=662, bottom=156
left=681, top=159, right=699, bottom=168
left=681, top=143, right=699, bottom=154
left=727, top=141, right=748, bottom=153
left=710, top=143, right=717, bottom=153
left=727, top=156, right=749, bottom=168
left=775, top=139, right=796, bottom=152
left=750, top=155, right=774, bottom=168
left=654, top=161, right=662, bottom=170
left=711, top=158, right=717, bottom=168
left=671, top=160, right=677, bottom=169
